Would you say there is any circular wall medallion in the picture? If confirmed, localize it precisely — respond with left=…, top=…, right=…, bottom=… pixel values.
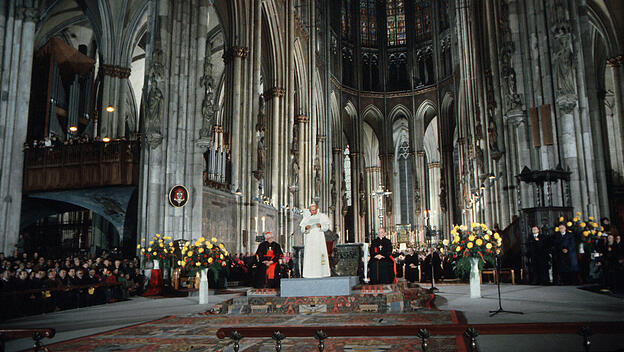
left=169, top=185, right=189, bottom=207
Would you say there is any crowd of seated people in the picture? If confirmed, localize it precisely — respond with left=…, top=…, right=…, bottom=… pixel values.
left=0, top=251, right=145, bottom=320
left=391, top=247, right=455, bottom=284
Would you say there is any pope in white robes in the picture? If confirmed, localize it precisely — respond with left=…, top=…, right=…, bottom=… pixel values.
left=300, top=204, right=331, bottom=278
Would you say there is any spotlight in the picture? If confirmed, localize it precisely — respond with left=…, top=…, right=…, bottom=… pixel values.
left=235, top=188, right=242, bottom=196
left=68, top=126, right=78, bottom=132
left=480, top=184, right=486, bottom=190
left=106, top=105, right=115, bottom=112
left=488, top=172, right=496, bottom=180
left=102, top=137, right=111, bottom=143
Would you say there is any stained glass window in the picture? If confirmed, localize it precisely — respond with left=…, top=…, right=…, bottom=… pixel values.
left=414, top=0, right=432, bottom=41
left=342, top=0, right=352, bottom=39
left=360, top=0, right=377, bottom=47
left=440, top=0, right=450, bottom=30
left=386, top=0, right=406, bottom=46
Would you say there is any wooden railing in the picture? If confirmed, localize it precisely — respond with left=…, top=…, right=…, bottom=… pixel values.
left=23, top=141, right=140, bottom=192
left=0, top=328, right=55, bottom=352
left=217, top=321, right=624, bottom=352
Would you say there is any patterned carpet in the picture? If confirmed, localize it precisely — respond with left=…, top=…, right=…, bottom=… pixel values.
left=46, top=311, right=467, bottom=351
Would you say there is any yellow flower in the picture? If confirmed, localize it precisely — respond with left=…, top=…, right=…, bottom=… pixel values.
left=195, top=262, right=201, bottom=266
left=566, top=222, right=572, bottom=227
left=141, top=238, right=145, bottom=242
left=159, top=239, right=163, bottom=243
left=555, top=227, right=559, bottom=232
left=199, top=248, right=205, bottom=253
left=219, top=244, right=225, bottom=249
left=156, top=234, right=160, bottom=237
left=588, top=216, right=594, bottom=221
left=152, top=252, right=157, bottom=255
left=467, top=242, right=474, bottom=249
left=494, top=233, right=501, bottom=240
left=484, top=234, right=490, bottom=241
left=600, top=226, right=604, bottom=231
left=220, top=254, right=224, bottom=259
left=195, top=241, right=201, bottom=246
left=573, top=217, right=579, bottom=222
left=211, top=237, right=217, bottom=242
left=456, top=246, right=462, bottom=252
left=137, top=244, right=141, bottom=249
left=468, top=235, right=476, bottom=241
left=598, top=232, right=603, bottom=236
left=198, top=237, right=205, bottom=243
left=147, top=247, right=152, bottom=251
left=559, top=217, right=564, bottom=222
left=149, top=241, right=154, bottom=245
left=487, top=230, right=493, bottom=235
left=459, top=225, right=467, bottom=231
left=591, top=230, right=596, bottom=235
left=481, top=224, right=488, bottom=230
left=163, top=249, right=168, bottom=253
left=450, top=229, right=457, bottom=235
left=164, top=236, right=171, bottom=240
left=169, top=242, right=174, bottom=246
left=583, top=231, right=589, bottom=237
left=576, top=212, right=581, bottom=216
left=208, top=257, right=213, bottom=263
left=207, top=243, right=213, bottom=249
left=159, top=243, right=164, bottom=248
left=496, top=249, right=501, bottom=255
left=181, top=261, right=186, bottom=267
left=580, top=222, right=586, bottom=228
left=442, top=239, right=449, bottom=246
left=141, top=249, right=145, bottom=253
left=476, top=239, right=483, bottom=246
left=497, top=239, right=502, bottom=246
left=187, top=251, right=193, bottom=256
left=471, top=222, right=478, bottom=228
left=486, top=243, right=492, bottom=249
left=453, top=235, right=460, bottom=244
left=224, top=250, right=229, bottom=256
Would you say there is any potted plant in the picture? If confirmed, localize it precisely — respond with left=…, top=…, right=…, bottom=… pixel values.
left=179, top=236, right=229, bottom=304
left=447, top=223, right=502, bottom=298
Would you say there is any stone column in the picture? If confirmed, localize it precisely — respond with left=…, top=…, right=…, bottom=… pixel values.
left=607, top=56, right=624, bottom=181
left=98, top=64, right=131, bottom=138
left=295, top=114, right=308, bottom=208
left=0, top=3, right=38, bottom=254
left=226, top=46, right=250, bottom=192
left=427, top=162, right=441, bottom=231
left=266, top=88, right=285, bottom=206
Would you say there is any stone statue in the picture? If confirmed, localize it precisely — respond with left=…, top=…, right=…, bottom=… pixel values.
left=199, top=41, right=216, bottom=142
left=289, top=155, right=299, bottom=191
left=439, top=172, right=447, bottom=213
left=552, top=25, right=576, bottom=100
left=144, top=49, right=165, bottom=146
left=329, top=169, right=337, bottom=211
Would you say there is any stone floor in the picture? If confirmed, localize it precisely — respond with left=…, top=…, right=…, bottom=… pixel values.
left=2, top=284, right=624, bottom=351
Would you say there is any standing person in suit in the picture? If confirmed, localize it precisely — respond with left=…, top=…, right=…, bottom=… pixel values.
left=527, top=225, right=549, bottom=285
left=553, top=223, right=578, bottom=285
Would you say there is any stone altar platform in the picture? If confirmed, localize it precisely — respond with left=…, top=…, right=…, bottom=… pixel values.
left=280, top=276, right=358, bottom=297
left=216, top=281, right=434, bottom=315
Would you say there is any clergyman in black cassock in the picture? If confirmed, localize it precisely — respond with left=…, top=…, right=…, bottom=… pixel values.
left=369, top=227, right=395, bottom=284
left=254, top=232, right=283, bottom=288
left=404, top=249, right=419, bottom=282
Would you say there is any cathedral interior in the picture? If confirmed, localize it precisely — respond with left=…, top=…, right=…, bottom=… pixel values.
left=0, top=0, right=623, bottom=260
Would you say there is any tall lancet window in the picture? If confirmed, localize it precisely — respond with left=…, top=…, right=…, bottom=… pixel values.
left=360, top=0, right=377, bottom=47
left=397, top=138, right=414, bottom=224
left=386, top=0, right=406, bottom=47
left=342, top=0, right=352, bottom=40
left=344, top=145, right=352, bottom=206
left=439, top=0, right=450, bottom=31
left=414, top=0, right=432, bottom=41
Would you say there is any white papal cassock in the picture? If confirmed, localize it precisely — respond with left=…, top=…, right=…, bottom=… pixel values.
left=300, top=209, right=331, bottom=278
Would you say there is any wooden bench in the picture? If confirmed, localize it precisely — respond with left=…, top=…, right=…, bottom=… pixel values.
left=481, top=269, right=516, bottom=285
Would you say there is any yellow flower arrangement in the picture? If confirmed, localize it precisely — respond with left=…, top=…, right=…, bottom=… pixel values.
left=137, top=234, right=175, bottom=265
left=441, top=222, right=502, bottom=279
left=181, top=236, right=230, bottom=282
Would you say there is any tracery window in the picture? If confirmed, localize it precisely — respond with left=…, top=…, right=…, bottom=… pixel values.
left=360, top=0, right=377, bottom=47
left=414, top=0, right=432, bottom=41
left=386, top=0, right=406, bottom=47
left=397, top=138, right=414, bottom=224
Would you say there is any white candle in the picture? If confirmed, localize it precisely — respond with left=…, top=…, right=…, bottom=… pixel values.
left=254, top=217, right=258, bottom=234
left=262, top=216, right=266, bottom=233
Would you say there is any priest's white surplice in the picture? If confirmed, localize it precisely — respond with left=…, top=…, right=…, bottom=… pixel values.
left=300, top=209, right=331, bottom=278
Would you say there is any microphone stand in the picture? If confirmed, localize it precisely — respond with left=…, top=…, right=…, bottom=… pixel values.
left=489, top=254, right=523, bottom=317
